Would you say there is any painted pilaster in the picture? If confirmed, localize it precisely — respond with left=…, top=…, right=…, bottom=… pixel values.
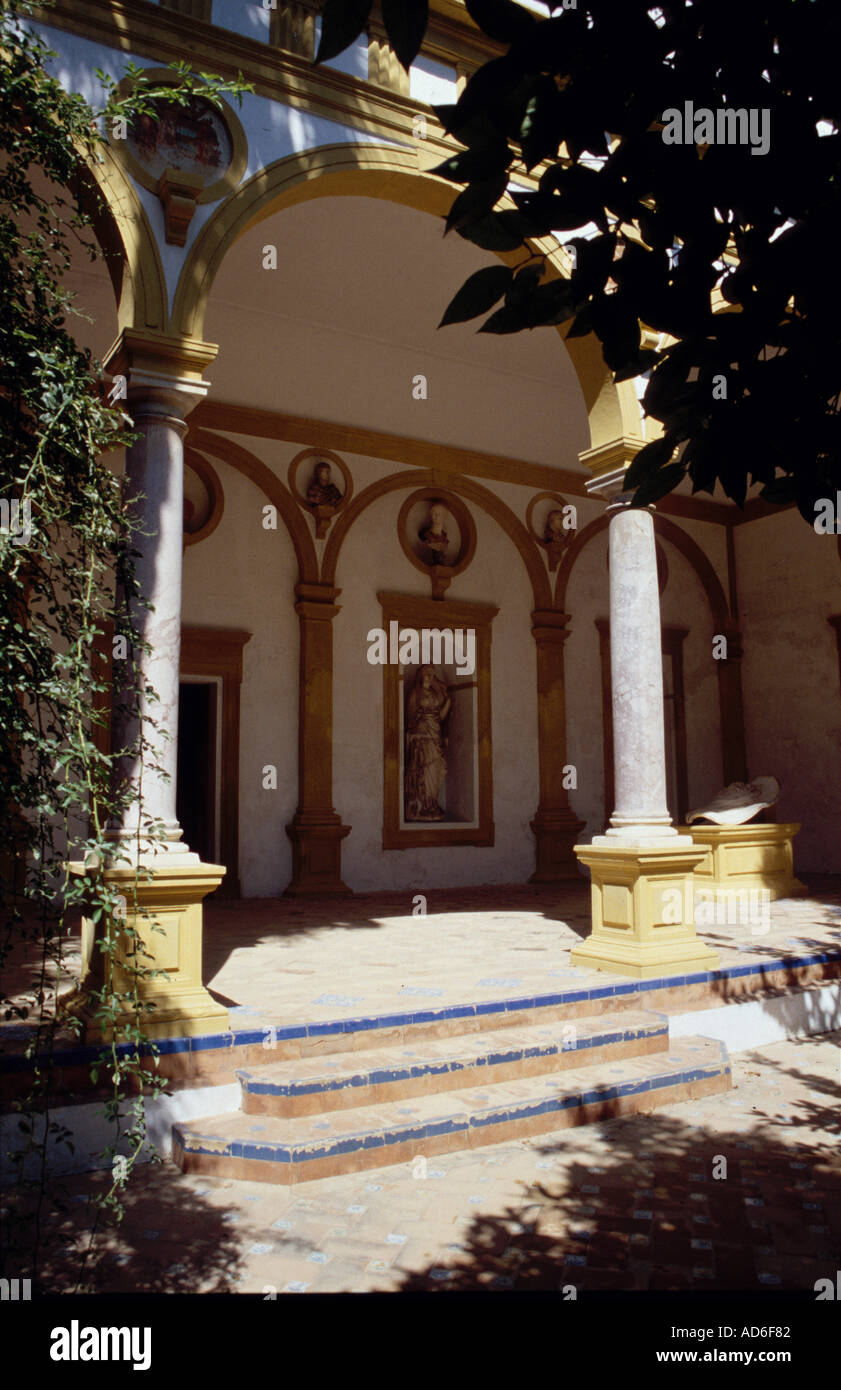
left=286, top=581, right=351, bottom=894
left=529, top=609, right=585, bottom=880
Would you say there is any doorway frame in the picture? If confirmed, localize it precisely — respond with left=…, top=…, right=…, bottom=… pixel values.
left=180, top=626, right=251, bottom=898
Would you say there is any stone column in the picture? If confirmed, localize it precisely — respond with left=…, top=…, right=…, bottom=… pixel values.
left=603, top=493, right=675, bottom=842
left=529, top=609, right=585, bottom=880
left=571, top=447, right=719, bottom=978
left=286, top=581, right=351, bottom=894
left=109, top=391, right=195, bottom=855
left=67, top=329, right=230, bottom=1039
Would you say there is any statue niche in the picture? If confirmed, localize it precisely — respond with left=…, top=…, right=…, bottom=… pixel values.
left=404, top=665, right=451, bottom=821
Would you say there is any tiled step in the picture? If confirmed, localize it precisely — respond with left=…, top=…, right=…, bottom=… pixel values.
left=237, top=1009, right=669, bottom=1117
left=173, top=1036, right=731, bottom=1185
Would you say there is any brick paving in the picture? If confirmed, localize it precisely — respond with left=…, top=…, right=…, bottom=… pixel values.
left=11, top=1030, right=839, bottom=1295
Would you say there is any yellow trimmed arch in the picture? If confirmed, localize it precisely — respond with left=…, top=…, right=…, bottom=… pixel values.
left=171, top=141, right=638, bottom=449
left=78, top=142, right=168, bottom=333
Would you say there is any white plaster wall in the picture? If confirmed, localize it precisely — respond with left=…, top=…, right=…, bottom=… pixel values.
left=332, top=473, right=540, bottom=890
left=182, top=460, right=299, bottom=896
left=203, top=197, right=591, bottom=469
left=735, top=511, right=841, bottom=871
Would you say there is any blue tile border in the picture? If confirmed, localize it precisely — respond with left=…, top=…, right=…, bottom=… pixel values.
left=4, top=947, right=839, bottom=1072
left=237, top=1017, right=671, bottom=1097
left=175, top=1048, right=731, bottom=1167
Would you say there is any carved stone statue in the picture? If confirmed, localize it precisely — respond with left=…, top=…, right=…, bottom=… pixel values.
left=418, top=500, right=450, bottom=565
left=544, top=508, right=567, bottom=543
left=306, top=461, right=343, bottom=508
left=405, top=665, right=451, bottom=821
left=686, top=776, right=780, bottom=826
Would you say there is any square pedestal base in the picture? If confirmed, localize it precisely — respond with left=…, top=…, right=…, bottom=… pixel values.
left=64, top=859, right=229, bottom=1042
left=571, top=839, right=720, bottom=979
left=680, top=822, right=808, bottom=901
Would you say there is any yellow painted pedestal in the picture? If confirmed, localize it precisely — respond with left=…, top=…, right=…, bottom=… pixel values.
left=680, top=822, right=808, bottom=900
left=571, top=840, right=721, bottom=979
left=64, top=860, right=229, bottom=1041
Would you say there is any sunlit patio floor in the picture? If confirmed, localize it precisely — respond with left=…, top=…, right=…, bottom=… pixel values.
left=4, top=877, right=841, bottom=1032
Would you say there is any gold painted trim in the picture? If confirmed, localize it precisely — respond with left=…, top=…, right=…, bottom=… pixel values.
left=188, top=427, right=319, bottom=582
left=378, top=590, right=498, bottom=850
left=192, top=402, right=739, bottom=528
left=322, top=467, right=552, bottom=609
left=78, top=141, right=168, bottom=332
left=184, top=447, right=224, bottom=547
left=103, top=326, right=219, bottom=383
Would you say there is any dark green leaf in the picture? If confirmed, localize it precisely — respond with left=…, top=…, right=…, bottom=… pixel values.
left=456, top=212, right=525, bottom=252
left=445, top=174, right=507, bottom=234
left=382, top=0, right=428, bottom=71
left=430, top=144, right=511, bottom=184
left=439, top=265, right=514, bottom=327
left=465, top=0, right=536, bottom=45
left=623, top=435, right=678, bottom=490
left=478, top=302, right=533, bottom=334
left=314, top=0, right=373, bottom=65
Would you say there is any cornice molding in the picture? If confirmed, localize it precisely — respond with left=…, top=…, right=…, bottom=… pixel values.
left=31, top=0, right=500, bottom=160
left=192, top=400, right=745, bottom=527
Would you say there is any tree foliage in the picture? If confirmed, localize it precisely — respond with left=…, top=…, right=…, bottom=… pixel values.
left=0, top=0, right=249, bottom=1284
left=317, top=0, right=841, bottom=521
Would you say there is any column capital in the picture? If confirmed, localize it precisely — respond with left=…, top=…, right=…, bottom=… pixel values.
left=103, top=328, right=218, bottom=420
left=579, top=435, right=647, bottom=502
left=531, top=609, right=572, bottom=643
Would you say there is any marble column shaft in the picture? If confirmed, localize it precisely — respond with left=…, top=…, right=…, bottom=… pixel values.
left=603, top=494, right=674, bottom=841
left=110, top=400, right=191, bottom=854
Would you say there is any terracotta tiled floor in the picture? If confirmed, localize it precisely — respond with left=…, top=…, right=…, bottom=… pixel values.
left=10, top=1031, right=839, bottom=1294
left=5, top=880, right=840, bottom=1029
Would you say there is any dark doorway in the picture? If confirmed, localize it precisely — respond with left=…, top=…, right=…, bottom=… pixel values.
left=176, top=681, right=218, bottom=865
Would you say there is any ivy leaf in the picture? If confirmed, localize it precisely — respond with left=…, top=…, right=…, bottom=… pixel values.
left=314, top=0, right=373, bottom=65
left=439, top=265, right=514, bottom=326
left=382, top=0, right=428, bottom=71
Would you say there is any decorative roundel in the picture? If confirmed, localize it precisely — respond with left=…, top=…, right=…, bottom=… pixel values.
left=526, top=491, right=577, bottom=572
left=183, top=450, right=224, bottom=547
left=108, top=71, right=248, bottom=205
left=397, top=489, right=476, bottom=595
left=288, top=448, right=353, bottom=539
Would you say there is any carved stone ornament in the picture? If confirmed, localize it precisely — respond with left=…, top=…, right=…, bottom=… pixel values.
left=686, top=776, right=780, bottom=826
left=288, top=448, right=353, bottom=539
left=397, top=489, right=477, bottom=600
left=526, top=492, right=577, bottom=572
left=108, top=74, right=248, bottom=247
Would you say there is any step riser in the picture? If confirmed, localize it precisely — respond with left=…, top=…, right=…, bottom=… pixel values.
left=290, top=999, right=643, bottom=1060
left=241, top=1031, right=669, bottom=1119
left=175, top=1067, right=731, bottom=1186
